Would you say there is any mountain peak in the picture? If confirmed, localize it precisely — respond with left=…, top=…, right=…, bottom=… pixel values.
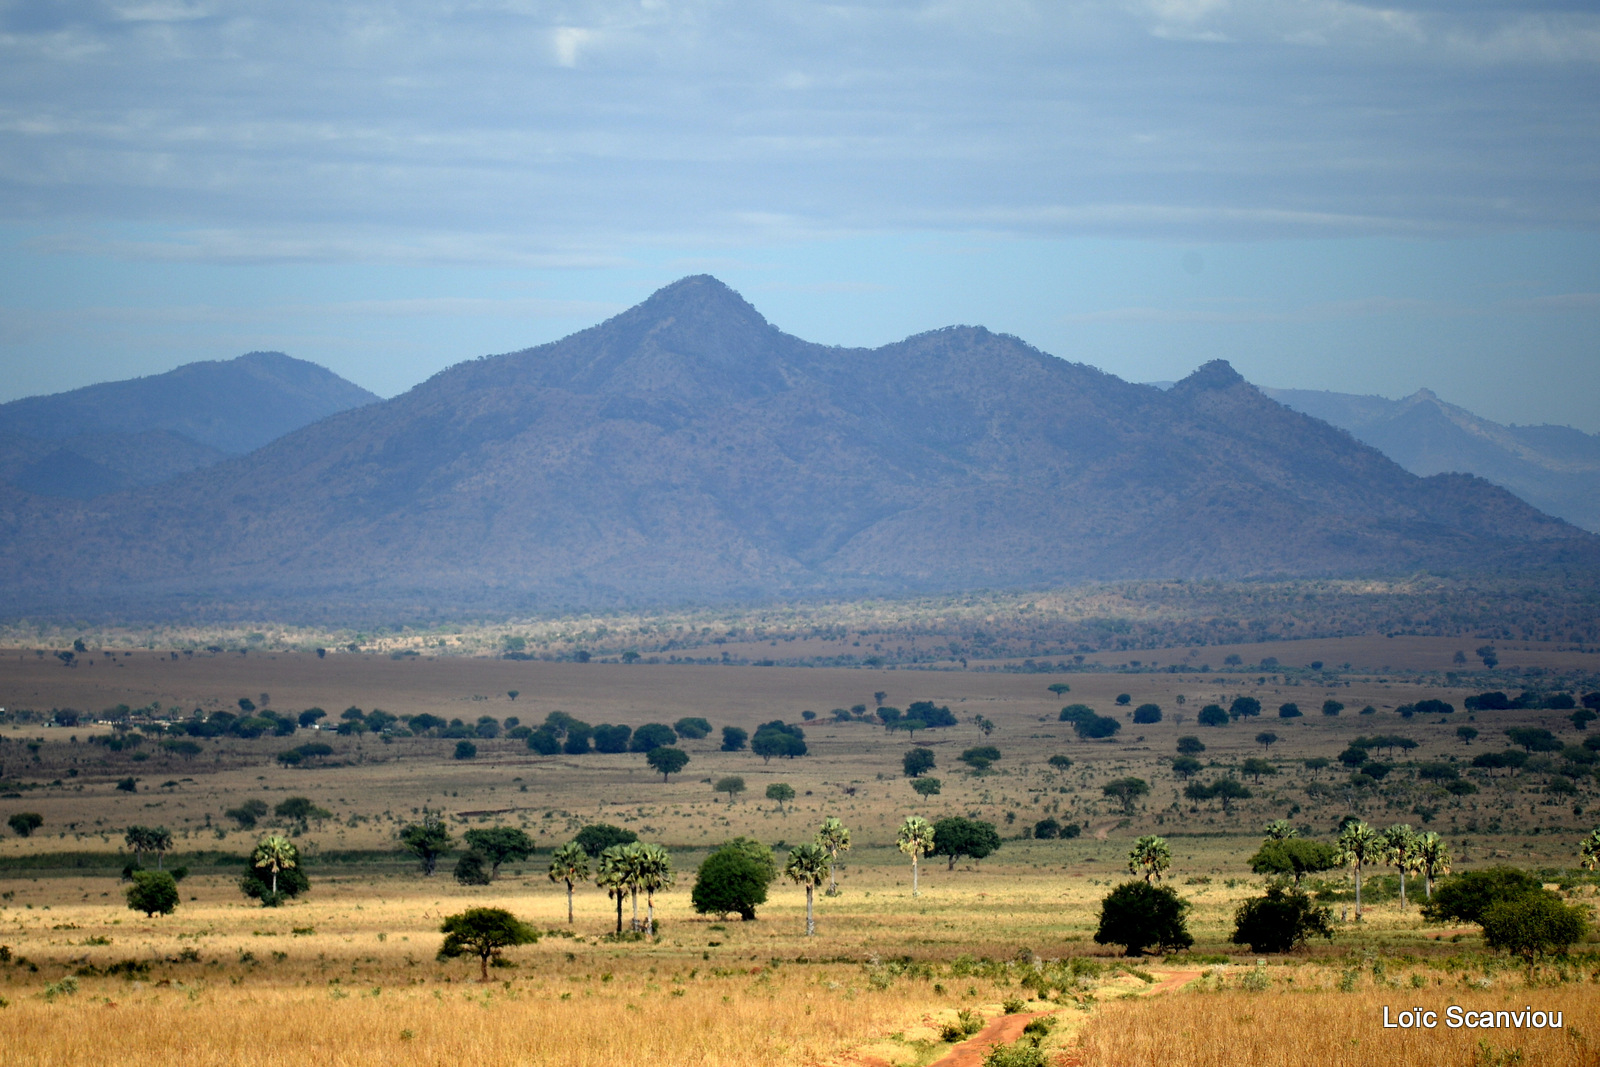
left=1174, top=359, right=1246, bottom=393
left=635, top=275, right=770, bottom=330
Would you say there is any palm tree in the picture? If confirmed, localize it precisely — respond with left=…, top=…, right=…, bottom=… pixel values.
left=1414, top=831, right=1452, bottom=899
left=1579, top=827, right=1600, bottom=872
left=1263, top=819, right=1298, bottom=841
left=814, top=817, right=852, bottom=897
left=252, top=835, right=297, bottom=897
left=897, top=816, right=935, bottom=898
left=596, top=845, right=629, bottom=934
left=1381, top=823, right=1419, bottom=909
left=637, top=843, right=674, bottom=936
left=547, top=842, right=590, bottom=924
left=784, top=843, right=831, bottom=936
left=1126, top=835, right=1172, bottom=882
left=618, top=842, right=651, bottom=931
left=1337, top=820, right=1379, bottom=920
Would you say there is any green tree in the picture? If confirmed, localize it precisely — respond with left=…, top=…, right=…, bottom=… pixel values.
left=273, top=796, right=331, bottom=831
left=252, top=835, right=298, bottom=899
left=462, top=826, right=536, bottom=879
left=1336, top=821, right=1380, bottom=920
left=1415, top=831, right=1452, bottom=899
left=574, top=823, right=637, bottom=857
left=631, top=723, right=678, bottom=752
left=691, top=838, right=775, bottom=920
left=645, top=746, right=688, bottom=781
left=1170, top=756, right=1202, bottom=779
left=814, top=817, right=852, bottom=897
left=1209, top=778, right=1251, bottom=814
left=897, top=816, right=936, bottom=897
left=1197, top=706, right=1229, bottom=728
left=784, top=843, right=831, bottom=936
left=1231, top=886, right=1333, bottom=953
left=399, top=812, right=452, bottom=876
left=1094, top=881, right=1193, bottom=957
left=1126, top=835, right=1172, bottom=882
left=765, top=783, right=796, bottom=813
left=125, top=870, right=179, bottom=917
left=1381, top=824, right=1420, bottom=909
left=720, top=726, right=748, bottom=752
left=1421, top=866, right=1546, bottom=925
left=453, top=740, right=477, bottom=760
left=1101, top=777, right=1150, bottom=815
left=1248, top=839, right=1339, bottom=886
left=1239, top=758, right=1276, bottom=783
left=1176, top=736, right=1206, bottom=756
left=903, top=748, right=936, bottom=778
left=714, top=776, right=746, bottom=804
left=1048, top=754, right=1074, bottom=770
left=636, top=842, right=674, bottom=935
left=547, top=842, right=590, bottom=924
left=438, top=907, right=538, bottom=981
left=8, top=812, right=43, bottom=838
left=454, top=851, right=492, bottom=885
left=1481, top=894, right=1588, bottom=962
left=931, top=816, right=1001, bottom=871
left=912, top=777, right=942, bottom=797
left=674, top=717, right=712, bottom=739
left=123, top=824, right=172, bottom=868
left=1580, top=827, right=1600, bottom=872
left=596, top=845, right=630, bottom=933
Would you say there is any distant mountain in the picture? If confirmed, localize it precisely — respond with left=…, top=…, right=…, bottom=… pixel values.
left=0, top=352, right=380, bottom=500
left=1263, top=387, right=1600, bottom=533
left=0, top=276, right=1593, bottom=618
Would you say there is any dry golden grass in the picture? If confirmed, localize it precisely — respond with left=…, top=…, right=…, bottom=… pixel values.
left=1075, top=979, right=1600, bottom=1067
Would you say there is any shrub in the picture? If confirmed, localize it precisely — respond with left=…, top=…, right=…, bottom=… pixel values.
left=1132, top=704, right=1161, bottom=725
left=453, top=740, right=477, bottom=760
left=1197, top=706, right=1229, bottom=727
left=1481, top=894, right=1588, bottom=961
left=1231, top=885, right=1333, bottom=952
left=1094, top=881, right=1193, bottom=956
left=573, top=824, right=637, bottom=857
left=1421, top=866, right=1545, bottom=926
left=912, top=777, right=942, bottom=796
left=1034, top=817, right=1061, bottom=839
left=904, top=747, right=936, bottom=777
left=453, top=851, right=492, bottom=886
left=630, top=723, right=678, bottom=752
left=7, top=813, right=42, bottom=838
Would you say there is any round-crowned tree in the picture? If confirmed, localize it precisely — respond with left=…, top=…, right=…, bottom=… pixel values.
left=1094, top=881, right=1193, bottom=957
left=453, top=851, right=493, bottom=885
left=1231, top=885, right=1333, bottom=953
left=126, top=870, right=179, bottom=917
left=691, top=838, right=776, bottom=920
left=1481, top=894, right=1588, bottom=961
left=912, top=777, right=942, bottom=796
left=903, top=748, right=936, bottom=777
left=438, top=907, right=538, bottom=981
left=646, top=746, right=689, bottom=781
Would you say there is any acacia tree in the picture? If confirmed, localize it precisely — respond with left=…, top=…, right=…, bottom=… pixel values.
left=1337, top=820, right=1380, bottom=920
left=1102, top=777, right=1150, bottom=815
left=400, top=812, right=452, bottom=876
left=784, top=843, right=831, bottom=936
left=897, top=816, right=935, bottom=897
left=462, top=826, right=536, bottom=880
left=1381, top=824, right=1420, bottom=909
left=439, top=907, right=538, bottom=981
left=714, top=777, right=746, bottom=804
left=1415, top=831, right=1452, bottom=899
left=547, top=842, right=590, bottom=924
left=1127, top=835, right=1172, bottom=882
left=766, top=783, right=795, bottom=813
left=645, top=746, right=688, bottom=781
left=814, top=817, right=852, bottom=896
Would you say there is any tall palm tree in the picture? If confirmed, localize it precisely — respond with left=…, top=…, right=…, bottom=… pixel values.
left=596, top=845, right=629, bottom=934
left=1381, top=823, right=1419, bottom=909
left=1263, top=819, right=1298, bottom=841
left=617, top=842, right=651, bottom=931
left=252, top=835, right=297, bottom=897
left=547, top=842, right=590, bottom=924
left=784, top=842, right=831, bottom=936
left=1337, top=821, right=1379, bottom=920
left=1126, top=835, right=1172, bottom=882
left=1579, top=827, right=1600, bottom=872
left=896, top=816, right=935, bottom=898
left=1414, top=831, right=1452, bottom=899
left=637, top=843, right=674, bottom=936
left=814, top=817, right=852, bottom=897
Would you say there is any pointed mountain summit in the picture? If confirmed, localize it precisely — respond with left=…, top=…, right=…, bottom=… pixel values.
left=1, top=276, right=1593, bottom=619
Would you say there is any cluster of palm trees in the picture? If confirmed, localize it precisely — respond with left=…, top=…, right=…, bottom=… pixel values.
left=1334, top=819, right=1452, bottom=919
left=547, top=841, right=674, bottom=934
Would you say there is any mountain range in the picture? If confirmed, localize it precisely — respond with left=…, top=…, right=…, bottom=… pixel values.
left=0, top=276, right=1594, bottom=619
left=0, top=352, right=378, bottom=500
left=1262, top=387, right=1600, bottom=534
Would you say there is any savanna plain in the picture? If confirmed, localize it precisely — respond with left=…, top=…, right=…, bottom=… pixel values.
left=2, top=624, right=1599, bottom=1067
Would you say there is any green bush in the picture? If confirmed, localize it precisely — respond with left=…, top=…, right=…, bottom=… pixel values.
left=125, top=870, right=179, bottom=917
left=1094, top=881, right=1193, bottom=957
left=1231, top=886, right=1333, bottom=952
left=1421, top=866, right=1544, bottom=925
left=691, top=838, right=775, bottom=920
left=453, top=851, right=492, bottom=886
left=1481, top=894, right=1588, bottom=961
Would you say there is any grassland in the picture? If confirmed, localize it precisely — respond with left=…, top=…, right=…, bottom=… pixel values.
left=2, top=637, right=1599, bottom=1065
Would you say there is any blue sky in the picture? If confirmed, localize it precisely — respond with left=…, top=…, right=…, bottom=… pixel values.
left=1, top=1, right=1598, bottom=429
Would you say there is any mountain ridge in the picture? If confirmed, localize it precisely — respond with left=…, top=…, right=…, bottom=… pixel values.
left=0, top=275, right=1593, bottom=619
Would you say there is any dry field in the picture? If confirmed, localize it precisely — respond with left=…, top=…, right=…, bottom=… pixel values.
left=2, top=644, right=1599, bottom=1065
